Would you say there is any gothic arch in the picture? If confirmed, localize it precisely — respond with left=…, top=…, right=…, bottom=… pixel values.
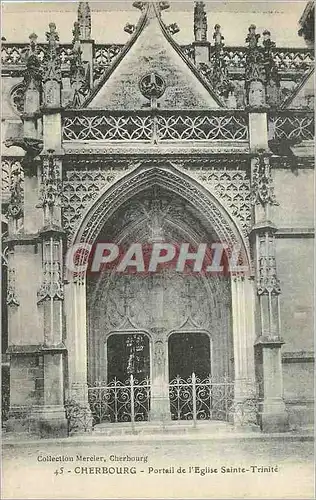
left=71, top=161, right=251, bottom=268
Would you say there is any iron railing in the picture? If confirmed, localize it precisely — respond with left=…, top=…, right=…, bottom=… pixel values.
left=88, top=375, right=151, bottom=425
left=62, top=109, right=249, bottom=142
left=169, top=373, right=234, bottom=423
left=88, top=373, right=258, bottom=428
left=170, top=373, right=259, bottom=426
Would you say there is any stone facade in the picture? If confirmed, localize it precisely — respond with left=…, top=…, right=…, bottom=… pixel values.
left=1, top=1, right=314, bottom=436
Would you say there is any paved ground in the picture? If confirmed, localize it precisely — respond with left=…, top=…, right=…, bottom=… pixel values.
left=2, top=433, right=314, bottom=499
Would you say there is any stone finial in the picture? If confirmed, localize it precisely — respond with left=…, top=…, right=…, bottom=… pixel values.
left=246, top=24, right=260, bottom=48
left=168, top=23, right=180, bottom=35
left=46, top=22, right=59, bottom=48
left=124, top=23, right=136, bottom=34
left=158, top=1, right=170, bottom=11
left=262, top=30, right=280, bottom=107
left=133, top=1, right=146, bottom=10
left=23, top=32, right=42, bottom=91
left=70, top=22, right=89, bottom=107
left=43, top=22, right=61, bottom=84
left=194, top=1, right=207, bottom=42
left=78, top=1, right=91, bottom=40
left=42, top=22, right=62, bottom=106
left=210, top=24, right=234, bottom=101
left=213, top=24, right=224, bottom=46
left=245, top=24, right=266, bottom=107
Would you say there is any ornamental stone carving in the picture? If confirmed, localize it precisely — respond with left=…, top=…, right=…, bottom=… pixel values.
left=42, top=22, right=62, bottom=107
left=38, top=150, right=62, bottom=209
left=251, top=155, right=278, bottom=206
left=7, top=161, right=23, bottom=220
left=245, top=25, right=266, bottom=107
left=69, top=22, right=90, bottom=107
left=77, top=2, right=91, bottom=40
left=194, top=2, right=207, bottom=42
left=6, top=269, right=19, bottom=306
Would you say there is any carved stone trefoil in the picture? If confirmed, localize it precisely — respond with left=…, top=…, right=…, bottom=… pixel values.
left=194, top=2, right=207, bottom=42
left=7, top=269, right=20, bottom=306
left=251, top=155, right=278, bottom=206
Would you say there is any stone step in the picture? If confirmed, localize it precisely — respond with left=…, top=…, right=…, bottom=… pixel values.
left=92, top=420, right=232, bottom=436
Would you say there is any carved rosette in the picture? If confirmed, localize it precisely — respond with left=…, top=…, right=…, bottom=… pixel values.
left=251, top=155, right=278, bottom=206
left=7, top=269, right=20, bottom=306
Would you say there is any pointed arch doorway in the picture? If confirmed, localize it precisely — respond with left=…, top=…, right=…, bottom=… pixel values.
left=65, top=163, right=256, bottom=426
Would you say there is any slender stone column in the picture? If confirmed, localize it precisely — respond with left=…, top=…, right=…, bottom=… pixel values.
left=149, top=329, right=171, bottom=422
left=64, top=277, right=92, bottom=432
left=231, top=276, right=256, bottom=401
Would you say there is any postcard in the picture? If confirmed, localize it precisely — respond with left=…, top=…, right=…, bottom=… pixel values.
left=1, top=1, right=314, bottom=499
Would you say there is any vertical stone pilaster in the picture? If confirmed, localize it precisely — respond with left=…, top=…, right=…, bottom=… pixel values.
left=231, top=277, right=256, bottom=399
left=36, top=226, right=67, bottom=436
left=250, top=153, right=289, bottom=432
left=64, top=277, right=92, bottom=433
left=149, top=330, right=171, bottom=422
